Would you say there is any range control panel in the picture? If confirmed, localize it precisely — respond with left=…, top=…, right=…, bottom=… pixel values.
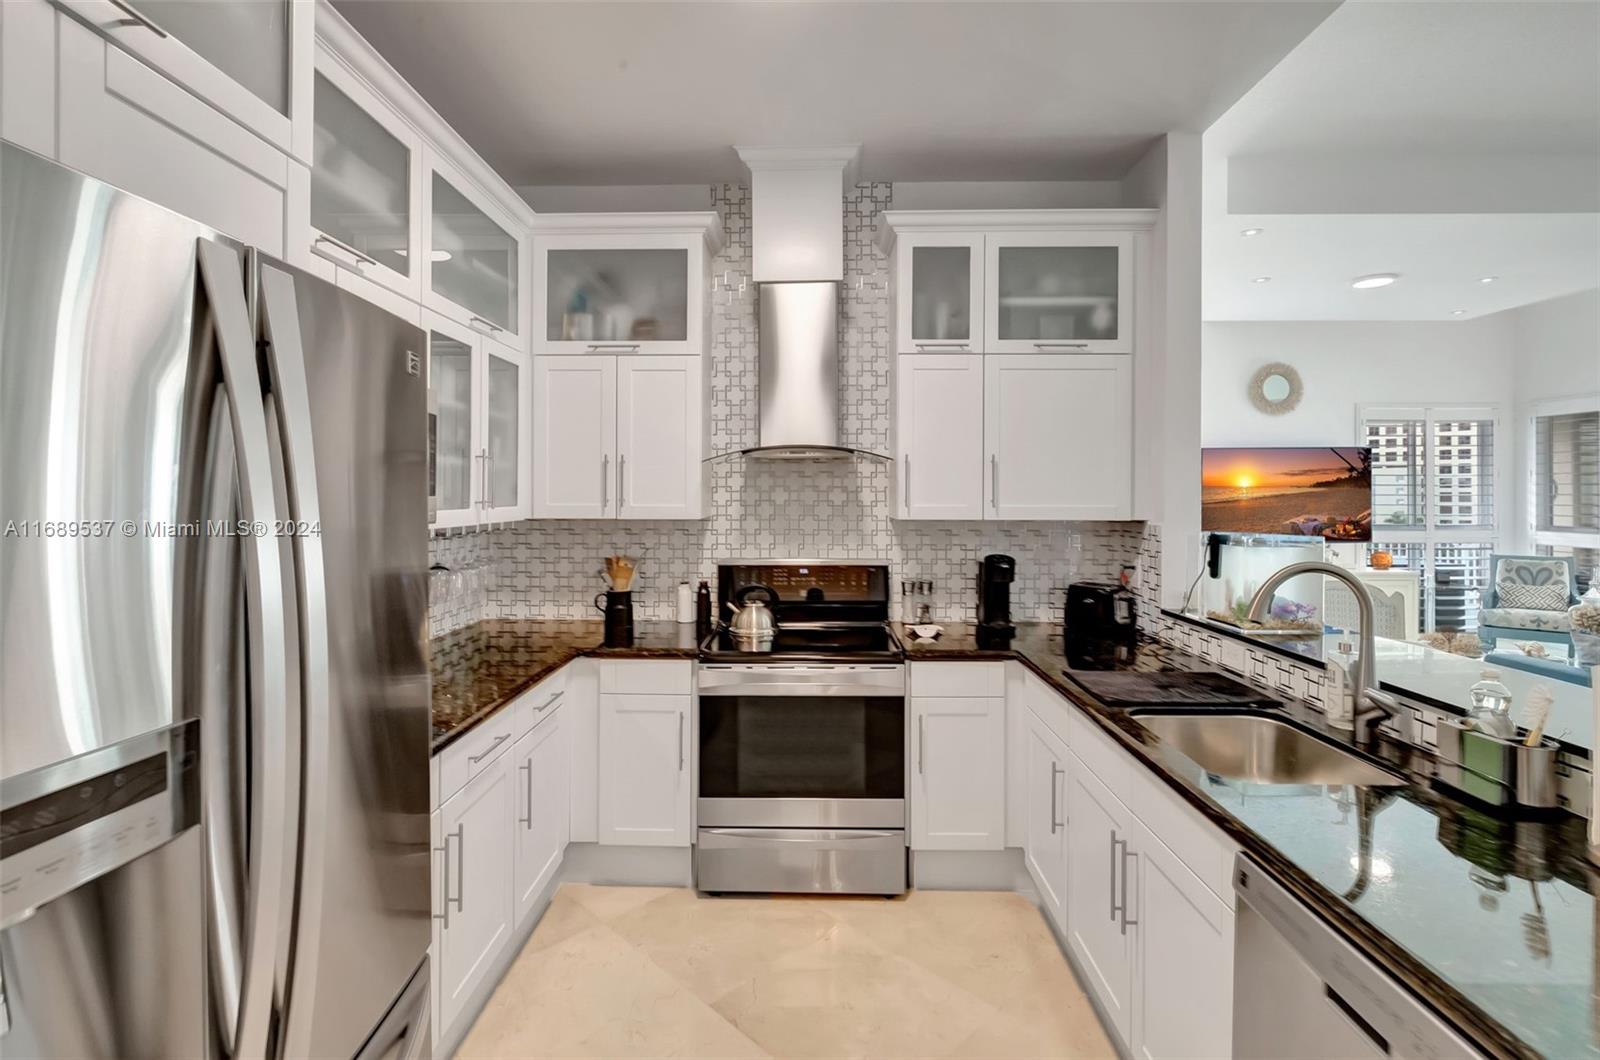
left=0, top=720, right=198, bottom=927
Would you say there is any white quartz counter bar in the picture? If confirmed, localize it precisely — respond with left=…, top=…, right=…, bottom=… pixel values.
left=1365, top=634, right=1598, bottom=749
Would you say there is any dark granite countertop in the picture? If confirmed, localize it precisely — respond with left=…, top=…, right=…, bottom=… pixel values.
left=430, top=619, right=699, bottom=751
left=900, top=621, right=1598, bottom=1060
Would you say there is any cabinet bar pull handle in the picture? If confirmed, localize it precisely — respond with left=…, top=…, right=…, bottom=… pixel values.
left=903, top=455, right=911, bottom=510
left=106, top=0, right=169, bottom=37
left=1120, top=847, right=1138, bottom=935
left=468, top=733, right=509, bottom=764
left=520, top=761, right=532, bottom=829
left=990, top=454, right=999, bottom=511
left=678, top=713, right=685, bottom=770
left=486, top=452, right=495, bottom=510
left=1109, top=830, right=1121, bottom=923
left=586, top=343, right=640, bottom=352
left=600, top=455, right=609, bottom=513
left=1033, top=342, right=1089, bottom=349
left=469, top=316, right=504, bottom=334
left=432, top=825, right=464, bottom=926
left=618, top=453, right=626, bottom=513
left=918, top=715, right=926, bottom=775
left=535, top=690, right=564, bottom=714
left=311, top=233, right=377, bottom=269
left=1049, top=762, right=1062, bottom=833
left=914, top=341, right=970, bottom=350
left=453, top=825, right=466, bottom=913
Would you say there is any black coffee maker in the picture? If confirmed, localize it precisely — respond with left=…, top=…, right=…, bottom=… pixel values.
left=976, top=554, right=1016, bottom=648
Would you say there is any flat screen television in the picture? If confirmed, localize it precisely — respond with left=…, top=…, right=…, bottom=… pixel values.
left=1201, top=446, right=1372, bottom=541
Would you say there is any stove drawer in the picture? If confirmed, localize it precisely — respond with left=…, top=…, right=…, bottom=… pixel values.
left=696, top=827, right=907, bottom=895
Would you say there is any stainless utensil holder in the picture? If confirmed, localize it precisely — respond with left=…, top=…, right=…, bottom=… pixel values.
left=1434, top=717, right=1560, bottom=809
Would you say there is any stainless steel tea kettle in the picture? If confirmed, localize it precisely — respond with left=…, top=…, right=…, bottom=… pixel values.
left=725, top=583, right=777, bottom=641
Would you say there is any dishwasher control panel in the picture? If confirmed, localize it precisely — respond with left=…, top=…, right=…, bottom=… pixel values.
left=0, top=720, right=198, bottom=927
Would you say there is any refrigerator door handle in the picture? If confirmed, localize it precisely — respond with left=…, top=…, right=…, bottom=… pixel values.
left=258, top=264, right=334, bottom=1060
left=196, top=240, right=296, bottom=1060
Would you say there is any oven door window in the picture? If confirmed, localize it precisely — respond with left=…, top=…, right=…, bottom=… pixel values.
left=699, top=696, right=904, bottom=799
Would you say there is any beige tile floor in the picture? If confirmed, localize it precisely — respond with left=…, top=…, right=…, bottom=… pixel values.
left=456, top=884, right=1117, bottom=1060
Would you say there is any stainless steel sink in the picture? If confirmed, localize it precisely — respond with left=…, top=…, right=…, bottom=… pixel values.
left=1134, top=713, right=1403, bottom=786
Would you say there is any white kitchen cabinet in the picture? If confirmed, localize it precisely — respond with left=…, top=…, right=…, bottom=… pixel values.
left=55, top=13, right=294, bottom=254
left=532, top=357, right=615, bottom=519
left=910, top=695, right=1005, bottom=850
left=616, top=356, right=706, bottom=519
left=1065, top=747, right=1136, bottom=1047
left=892, top=232, right=984, bottom=354
left=532, top=215, right=722, bottom=357
left=511, top=704, right=568, bottom=928
left=598, top=692, right=691, bottom=847
left=429, top=312, right=531, bottom=528
left=985, top=230, right=1134, bottom=355
left=984, top=354, right=1133, bottom=520
left=1023, top=708, right=1070, bottom=921
left=533, top=355, right=706, bottom=521
left=423, top=146, right=529, bottom=350
left=1130, top=815, right=1234, bottom=1060
left=302, top=47, right=423, bottom=301
left=894, top=355, right=985, bottom=520
left=54, top=0, right=313, bottom=162
left=433, top=754, right=514, bottom=1041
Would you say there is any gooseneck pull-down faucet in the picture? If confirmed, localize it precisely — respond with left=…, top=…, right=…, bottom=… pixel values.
left=1246, top=561, right=1404, bottom=747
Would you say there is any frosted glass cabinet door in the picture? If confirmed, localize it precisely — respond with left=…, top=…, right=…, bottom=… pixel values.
left=482, top=338, right=531, bottom=523
left=985, top=232, right=1134, bottom=354
left=895, top=234, right=983, bottom=353
left=60, top=0, right=311, bottom=157
left=424, top=150, right=527, bottom=348
left=308, top=62, right=422, bottom=298
left=429, top=323, right=478, bottom=529
left=535, top=233, right=705, bottom=356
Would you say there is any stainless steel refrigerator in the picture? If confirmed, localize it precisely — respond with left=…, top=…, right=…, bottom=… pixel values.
left=0, top=143, right=432, bottom=1059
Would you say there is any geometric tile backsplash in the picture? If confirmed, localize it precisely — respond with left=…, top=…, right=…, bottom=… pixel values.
left=429, top=181, right=1154, bottom=635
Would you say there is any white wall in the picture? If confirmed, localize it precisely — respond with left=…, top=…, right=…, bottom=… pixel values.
left=1507, top=287, right=1600, bottom=551
left=1201, top=317, right=1515, bottom=446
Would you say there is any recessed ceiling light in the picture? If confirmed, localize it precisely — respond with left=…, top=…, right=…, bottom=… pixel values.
left=1478, top=276, right=1498, bottom=284
left=1351, top=273, right=1399, bottom=289
left=1451, top=309, right=1467, bottom=316
left=1241, top=227, right=1264, bottom=237
left=1251, top=276, right=1271, bottom=284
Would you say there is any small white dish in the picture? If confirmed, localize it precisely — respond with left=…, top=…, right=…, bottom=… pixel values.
left=908, top=624, right=943, bottom=641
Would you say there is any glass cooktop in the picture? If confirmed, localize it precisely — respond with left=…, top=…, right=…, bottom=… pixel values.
left=701, top=623, right=903, bottom=662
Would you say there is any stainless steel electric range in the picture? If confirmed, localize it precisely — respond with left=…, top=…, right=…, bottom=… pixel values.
left=695, top=561, right=908, bottom=895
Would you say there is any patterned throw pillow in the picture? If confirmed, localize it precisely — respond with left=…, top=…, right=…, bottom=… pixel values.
left=1498, top=579, right=1568, bottom=611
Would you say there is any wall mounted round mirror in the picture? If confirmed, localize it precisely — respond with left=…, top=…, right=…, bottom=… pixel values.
left=1249, top=362, right=1302, bottom=415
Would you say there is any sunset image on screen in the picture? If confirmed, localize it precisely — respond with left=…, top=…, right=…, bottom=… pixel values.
left=1201, top=447, right=1372, bottom=541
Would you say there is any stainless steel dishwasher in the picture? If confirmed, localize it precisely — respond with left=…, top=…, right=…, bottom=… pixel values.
left=1233, top=854, right=1486, bottom=1059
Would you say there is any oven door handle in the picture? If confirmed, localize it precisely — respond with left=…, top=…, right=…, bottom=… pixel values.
left=699, top=828, right=903, bottom=843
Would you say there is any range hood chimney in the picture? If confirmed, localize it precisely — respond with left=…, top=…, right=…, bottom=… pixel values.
left=733, top=146, right=884, bottom=461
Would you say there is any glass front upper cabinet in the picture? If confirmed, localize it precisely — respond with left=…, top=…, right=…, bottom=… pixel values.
left=534, top=232, right=707, bottom=355
left=424, top=150, right=527, bottom=349
left=894, top=233, right=984, bottom=353
left=984, top=232, right=1134, bottom=354
left=75, top=0, right=308, bottom=156
left=308, top=63, right=421, bottom=297
left=429, top=325, right=477, bottom=528
left=481, top=338, right=529, bottom=523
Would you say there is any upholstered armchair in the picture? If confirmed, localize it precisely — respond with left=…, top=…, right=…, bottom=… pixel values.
left=1479, top=554, right=1579, bottom=648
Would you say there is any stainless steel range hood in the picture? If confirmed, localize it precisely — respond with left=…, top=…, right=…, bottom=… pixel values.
left=743, top=281, right=878, bottom=460
left=734, top=144, right=885, bottom=462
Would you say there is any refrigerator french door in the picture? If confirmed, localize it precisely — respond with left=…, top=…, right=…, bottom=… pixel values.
left=0, top=143, right=430, bottom=1059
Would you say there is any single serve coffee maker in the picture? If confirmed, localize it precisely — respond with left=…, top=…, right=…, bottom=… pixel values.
left=976, top=554, right=1017, bottom=648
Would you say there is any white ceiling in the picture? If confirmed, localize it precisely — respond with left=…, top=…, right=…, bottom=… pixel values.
left=333, top=0, right=1335, bottom=185
left=1203, top=1, right=1600, bottom=322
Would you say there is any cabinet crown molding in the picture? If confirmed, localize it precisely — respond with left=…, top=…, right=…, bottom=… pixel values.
left=875, top=208, right=1159, bottom=253
left=530, top=211, right=725, bottom=254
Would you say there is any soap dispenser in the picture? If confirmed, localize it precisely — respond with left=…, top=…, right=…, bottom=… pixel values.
left=1323, top=631, right=1357, bottom=730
